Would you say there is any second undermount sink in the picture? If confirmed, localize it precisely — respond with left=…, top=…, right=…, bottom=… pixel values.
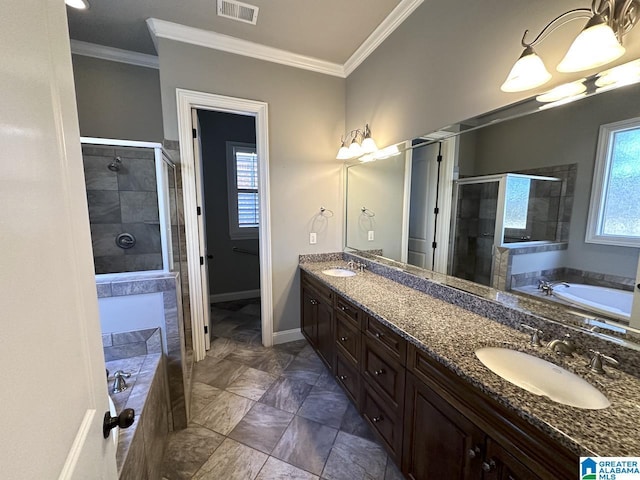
left=321, top=268, right=356, bottom=277
left=475, top=347, right=610, bottom=410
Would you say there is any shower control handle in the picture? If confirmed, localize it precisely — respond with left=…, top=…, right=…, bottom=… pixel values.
left=103, top=408, right=135, bottom=439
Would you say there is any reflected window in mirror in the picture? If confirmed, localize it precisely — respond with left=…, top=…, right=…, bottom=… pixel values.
left=587, top=117, right=640, bottom=247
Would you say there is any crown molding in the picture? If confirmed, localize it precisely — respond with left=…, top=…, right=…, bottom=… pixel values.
left=146, top=18, right=346, bottom=78
left=343, top=0, right=424, bottom=76
left=70, top=39, right=159, bottom=69
left=146, top=0, right=422, bottom=78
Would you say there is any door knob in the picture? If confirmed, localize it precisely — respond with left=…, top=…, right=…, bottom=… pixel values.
left=103, top=408, right=135, bottom=439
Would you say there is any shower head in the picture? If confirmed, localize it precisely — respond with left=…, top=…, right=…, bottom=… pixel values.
left=108, top=156, right=122, bottom=172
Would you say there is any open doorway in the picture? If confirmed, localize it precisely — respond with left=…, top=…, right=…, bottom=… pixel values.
left=196, top=109, right=262, bottom=345
left=177, top=89, right=272, bottom=362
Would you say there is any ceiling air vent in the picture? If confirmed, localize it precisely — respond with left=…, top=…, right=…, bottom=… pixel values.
left=217, top=0, right=259, bottom=25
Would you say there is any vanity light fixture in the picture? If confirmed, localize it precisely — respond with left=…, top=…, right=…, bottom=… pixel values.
left=535, top=78, right=587, bottom=103
left=501, top=0, right=639, bottom=93
left=595, top=58, right=640, bottom=89
left=336, top=124, right=378, bottom=160
left=65, top=0, right=90, bottom=9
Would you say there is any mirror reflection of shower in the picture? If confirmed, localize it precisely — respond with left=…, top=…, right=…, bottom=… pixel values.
left=107, top=156, right=122, bottom=172
left=450, top=173, right=563, bottom=286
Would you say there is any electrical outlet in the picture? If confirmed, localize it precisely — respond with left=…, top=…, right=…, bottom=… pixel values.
left=309, top=232, right=317, bottom=244
left=368, top=230, right=374, bottom=241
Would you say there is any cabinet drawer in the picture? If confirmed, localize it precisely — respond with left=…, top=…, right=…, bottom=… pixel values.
left=362, top=337, right=405, bottom=410
left=335, top=294, right=361, bottom=328
left=301, top=270, right=333, bottom=303
left=335, top=315, right=360, bottom=364
left=364, top=315, right=406, bottom=363
left=336, top=352, right=360, bottom=405
left=362, top=384, right=402, bottom=461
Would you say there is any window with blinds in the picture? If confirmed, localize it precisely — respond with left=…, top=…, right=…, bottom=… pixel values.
left=227, top=142, right=259, bottom=239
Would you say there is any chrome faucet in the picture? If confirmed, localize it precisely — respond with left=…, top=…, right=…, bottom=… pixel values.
left=547, top=334, right=576, bottom=356
left=112, top=370, right=131, bottom=394
left=537, top=280, right=570, bottom=296
left=521, top=324, right=544, bottom=347
left=587, top=350, right=619, bottom=374
left=347, top=260, right=356, bottom=270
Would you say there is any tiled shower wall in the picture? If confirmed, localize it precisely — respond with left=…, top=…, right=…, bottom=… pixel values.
left=164, top=140, right=192, bottom=353
left=82, top=144, right=162, bottom=274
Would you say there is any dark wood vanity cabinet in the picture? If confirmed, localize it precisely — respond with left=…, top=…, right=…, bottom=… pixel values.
left=299, top=272, right=578, bottom=480
left=300, top=271, right=334, bottom=369
left=406, top=345, right=577, bottom=480
left=403, top=372, right=484, bottom=479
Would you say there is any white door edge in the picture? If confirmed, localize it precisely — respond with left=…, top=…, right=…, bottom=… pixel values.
left=176, top=89, right=273, bottom=361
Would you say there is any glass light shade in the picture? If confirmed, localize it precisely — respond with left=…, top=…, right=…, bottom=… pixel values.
left=348, top=141, right=363, bottom=158
left=361, top=136, right=378, bottom=154
left=374, top=144, right=401, bottom=159
left=501, top=47, right=552, bottom=92
left=557, top=21, right=625, bottom=73
left=596, top=59, right=640, bottom=88
left=336, top=145, right=351, bottom=160
left=65, top=0, right=89, bottom=8
left=538, top=93, right=587, bottom=111
left=536, top=79, right=586, bottom=103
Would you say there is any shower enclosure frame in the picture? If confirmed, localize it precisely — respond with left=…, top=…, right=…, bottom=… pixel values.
left=448, top=173, right=563, bottom=280
left=80, top=137, right=176, bottom=277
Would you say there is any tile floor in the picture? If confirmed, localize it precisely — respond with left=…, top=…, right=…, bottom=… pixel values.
left=161, top=299, right=404, bottom=480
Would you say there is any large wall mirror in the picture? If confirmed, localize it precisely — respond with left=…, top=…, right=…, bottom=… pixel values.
left=345, top=61, right=640, bottom=340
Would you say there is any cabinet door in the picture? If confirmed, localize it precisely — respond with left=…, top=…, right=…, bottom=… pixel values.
left=316, top=298, right=334, bottom=370
left=482, top=439, right=542, bottom=480
left=403, top=373, right=484, bottom=480
left=301, top=287, right=318, bottom=347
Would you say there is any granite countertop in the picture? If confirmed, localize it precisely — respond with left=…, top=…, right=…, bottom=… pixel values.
left=300, top=260, right=640, bottom=457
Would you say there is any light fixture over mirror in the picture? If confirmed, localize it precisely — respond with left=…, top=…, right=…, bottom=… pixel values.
left=336, top=124, right=378, bottom=160
left=65, top=0, right=90, bottom=9
left=501, top=0, right=640, bottom=93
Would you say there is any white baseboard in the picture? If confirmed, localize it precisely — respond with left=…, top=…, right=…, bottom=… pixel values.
left=209, top=289, right=261, bottom=304
left=272, top=328, right=305, bottom=345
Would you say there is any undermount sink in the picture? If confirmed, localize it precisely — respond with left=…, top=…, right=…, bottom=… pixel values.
left=475, top=347, right=610, bottom=410
left=321, top=268, right=356, bottom=277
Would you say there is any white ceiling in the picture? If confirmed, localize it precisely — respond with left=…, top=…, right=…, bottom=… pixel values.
left=66, top=0, right=403, bottom=64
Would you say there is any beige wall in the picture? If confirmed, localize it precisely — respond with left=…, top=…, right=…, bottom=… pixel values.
left=345, top=0, right=640, bottom=148
left=346, top=156, right=406, bottom=259
left=157, top=39, right=346, bottom=333
left=72, top=55, right=164, bottom=142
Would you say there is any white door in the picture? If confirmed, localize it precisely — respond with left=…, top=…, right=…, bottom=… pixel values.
left=0, top=1, right=117, bottom=479
left=191, top=109, right=212, bottom=349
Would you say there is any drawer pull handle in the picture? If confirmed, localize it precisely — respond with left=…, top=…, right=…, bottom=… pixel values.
left=375, top=332, right=383, bottom=338
left=340, top=306, right=349, bottom=312
left=482, top=460, right=496, bottom=473
left=340, top=336, right=348, bottom=342
left=374, top=369, right=385, bottom=376
left=310, top=299, right=318, bottom=305
left=372, top=415, right=383, bottom=423
left=339, top=375, right=347, bottom=380
left=467, top=446, right=481, bottom=459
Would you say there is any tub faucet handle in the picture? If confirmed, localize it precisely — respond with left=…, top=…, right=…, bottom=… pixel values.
left=587, top=350, right=619, bottom=374
left=521, top=324, right=543, bottom=347
left=112, top=370, right=131, bottom=394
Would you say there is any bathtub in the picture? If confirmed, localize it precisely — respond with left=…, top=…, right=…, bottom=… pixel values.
left=551, top=283, right=633, bottom=322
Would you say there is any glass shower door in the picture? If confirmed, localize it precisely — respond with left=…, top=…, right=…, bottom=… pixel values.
left=451, top=180, right=499, bottom=285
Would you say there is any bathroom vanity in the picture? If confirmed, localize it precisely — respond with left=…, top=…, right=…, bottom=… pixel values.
left=300, top=257, right=640, bottom=480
